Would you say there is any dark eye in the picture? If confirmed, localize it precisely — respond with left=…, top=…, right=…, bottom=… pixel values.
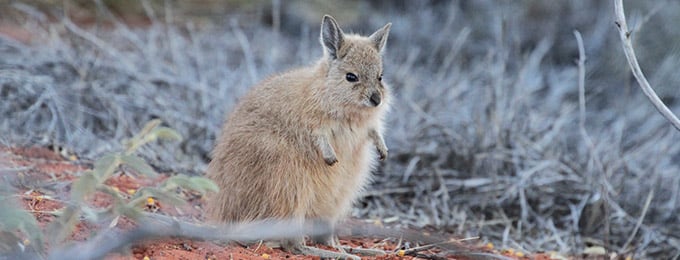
left=378, top=74, right=383, bottom=81
left=345, top=73, right=358, bottom=82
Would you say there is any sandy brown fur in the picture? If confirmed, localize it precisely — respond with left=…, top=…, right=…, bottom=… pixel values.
left=206, top=15, right=392, bottom=240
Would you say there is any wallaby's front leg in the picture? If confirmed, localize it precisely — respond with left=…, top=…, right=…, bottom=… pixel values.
left=368, top=129, right=388, bottom=161
left=315, top=134, right=338, bottom=165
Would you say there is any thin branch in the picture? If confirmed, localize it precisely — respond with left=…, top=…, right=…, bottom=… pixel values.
left=622, top=188, right=654, bottom=251
left=613, top=0, right=680, bottom=131
left=574, top=29, right=614, bottom=253
left=574, top=30, right=588, bottom=137
left=573, top=30, right=603, bottom=176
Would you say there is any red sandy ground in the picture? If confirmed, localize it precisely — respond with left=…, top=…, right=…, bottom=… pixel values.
left=0, top=145, right=552, bottom=260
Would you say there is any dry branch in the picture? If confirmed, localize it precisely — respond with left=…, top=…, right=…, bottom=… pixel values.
left=39, top=214, right=504, bottom=260
left=613, top=0, right=680, bottom=131
left=46, top=214, right=323, bottom=260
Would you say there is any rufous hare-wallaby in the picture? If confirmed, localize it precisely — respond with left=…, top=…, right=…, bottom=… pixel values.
left=206, top=14, right=392, bottom=259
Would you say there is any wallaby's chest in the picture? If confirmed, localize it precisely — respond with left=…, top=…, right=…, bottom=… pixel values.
left=328, top=122, right=370, bottom=155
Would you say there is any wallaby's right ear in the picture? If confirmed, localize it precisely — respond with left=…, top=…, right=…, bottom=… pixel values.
left=320, top=15, right=344, bottom=59
left=369, top=22, right=392, bottom=54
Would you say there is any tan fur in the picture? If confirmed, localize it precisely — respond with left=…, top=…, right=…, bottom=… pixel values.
left=206, top=15, right=391, bottom=236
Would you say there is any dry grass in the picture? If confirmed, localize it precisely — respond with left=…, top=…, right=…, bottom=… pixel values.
left=1, top=0, right=680, bottom=258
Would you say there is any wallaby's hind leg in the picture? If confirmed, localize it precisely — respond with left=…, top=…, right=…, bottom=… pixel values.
left=310, top=219, right=334, bottom=245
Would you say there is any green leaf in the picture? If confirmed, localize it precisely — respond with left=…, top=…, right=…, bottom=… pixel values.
left=125, top=121, right=182, bottom=154
left=189, top=176, right=219, bottom=193
left=136, top=119, right=162, bottom=141
left=47, top=205, right=79, bottom=245
left=147, top=127, right=183, bottom=142
left=115, top=199, right=144, bottom=220
left=162, top=175, right=219, bottom=195
left=94, top=184, right=144, bottom=220
left=162, top=175, right=193, bottom=190
left=125, top=119, right=162, bottom=153
left=0, top=202, right=34, bottom=228
left=80, top=206, right=100, bottom=222
left=119, top=206, right=144, bottom=221
left=130, top=187, right=185, bottom=207
left=92, top=153, right=120, bottom=180
left=119, top=154, right=157, bottom=177
left=71, top=171, right=97, bottom=202
left=0, top=201, right=43, bottom=250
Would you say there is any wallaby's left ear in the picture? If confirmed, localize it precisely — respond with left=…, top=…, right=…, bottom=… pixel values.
left=369, top=22, right=392, bottom=53
left=321, top=15, right=345, bottom=59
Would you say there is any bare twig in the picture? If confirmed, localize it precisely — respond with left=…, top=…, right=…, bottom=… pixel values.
left=613, top=0, right=680, bottom=131
left=573, top=30, right=589, bottom=141
left=574, top=29, right=617, bottom=252
left=573, top=30, right=606, bottom=173
left=622, top=188, right=654, bottom=251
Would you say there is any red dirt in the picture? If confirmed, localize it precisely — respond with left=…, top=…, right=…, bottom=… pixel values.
left=0, top=145, right=551, bottom=259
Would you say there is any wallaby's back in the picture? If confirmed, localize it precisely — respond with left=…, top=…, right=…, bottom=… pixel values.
left=206, top=15, right=392, bottom=229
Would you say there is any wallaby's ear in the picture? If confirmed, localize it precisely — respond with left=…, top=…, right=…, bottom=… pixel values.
left=369, top=22, right=392, bottom=54
left=320, top=15, right=344, bottom=59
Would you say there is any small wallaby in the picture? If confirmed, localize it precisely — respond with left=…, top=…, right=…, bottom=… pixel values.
left=206, top=15, right=391, bottom=259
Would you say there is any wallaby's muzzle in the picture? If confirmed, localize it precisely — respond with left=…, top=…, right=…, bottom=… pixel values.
left=369, top=92, right=381, bottom=106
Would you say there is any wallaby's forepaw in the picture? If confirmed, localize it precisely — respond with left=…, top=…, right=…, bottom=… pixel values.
left=377, top=147, right=388, bottom=161
left=324, top=156, right=338, bottom=166
left=378, top=150, right=388, bottom=161
left=368, top=129, right=388, bottom=161
left=316, top=134, right=338, bottom=166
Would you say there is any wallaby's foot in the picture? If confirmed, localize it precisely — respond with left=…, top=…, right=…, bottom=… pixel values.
left=340, top=246, right=388, bottom=256
left=316, top=235, right=388, bottom=257
left=282, top=240, right=360, bottom=260
left=296, top=244, right=360, bottom=260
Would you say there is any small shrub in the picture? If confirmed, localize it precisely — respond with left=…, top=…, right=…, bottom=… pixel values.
left=0, top=119, right=218, bottom=256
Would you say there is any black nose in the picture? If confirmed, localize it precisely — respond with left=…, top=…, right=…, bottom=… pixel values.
left=369, top=92, right=381, bottom=106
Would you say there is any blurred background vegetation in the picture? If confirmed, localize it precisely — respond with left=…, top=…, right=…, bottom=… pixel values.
left=1, top=0, right=680, bottom=258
